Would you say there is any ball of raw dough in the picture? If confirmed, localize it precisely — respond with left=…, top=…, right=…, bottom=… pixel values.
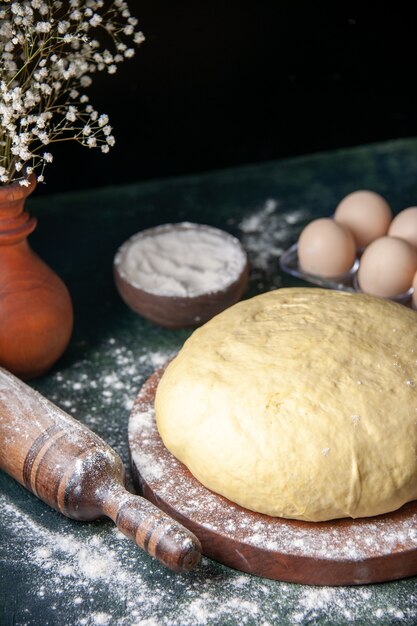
left=155, top=288, right=417, bottom=522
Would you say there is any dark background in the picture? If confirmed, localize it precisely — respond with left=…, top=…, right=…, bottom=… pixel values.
left=39, top=1, right=417, bottom=194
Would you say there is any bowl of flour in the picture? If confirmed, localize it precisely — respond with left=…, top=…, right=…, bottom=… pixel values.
left=113, top=222, right=249, bottom=328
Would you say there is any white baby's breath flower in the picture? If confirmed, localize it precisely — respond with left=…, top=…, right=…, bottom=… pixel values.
left=40, top=83, right=52, bottom=96
left=39, top=3, right=50, bottom=16
left=11, top=4, right=25, bottom=18
left=58, top=20, right=70, bottom=34
left=70, top=10, right=81, bottom=21
left=35, top=21, right=52, bottom=33
left=98, top=114, right=108, bottom=127
left=80, top=75, right=92, bottom=87
left=66, top=106, right=77, bottom=122
left=89, top=14, right=102, bottom=27
left=134, top=31, right=145, bottom=45
left=102, top=50, right=113, bottom=64
left=38, top=132, right=50, bottom=145
left=0, top=0, right=144, bottom=184
left=34, top=67, right=48, bottom=80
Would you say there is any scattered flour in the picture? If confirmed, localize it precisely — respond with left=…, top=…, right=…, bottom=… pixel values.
left=239, top=198, right=309, bottom=289
left=36, top=336, right=174, bottom=469
left=2, top=494, right=416, bottom=626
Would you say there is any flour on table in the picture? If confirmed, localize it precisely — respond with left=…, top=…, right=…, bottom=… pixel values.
left=239, top=198, right=309, bottom=288
left=38, top=337, right=172, bottom=468
left=2, top=494, right=415, bottom=626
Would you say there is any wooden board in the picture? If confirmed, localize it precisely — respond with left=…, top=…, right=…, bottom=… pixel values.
left=128, top=366, right=417, bottom=585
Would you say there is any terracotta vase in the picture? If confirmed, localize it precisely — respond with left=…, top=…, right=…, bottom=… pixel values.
left=0, top=175, right=73, bottom=379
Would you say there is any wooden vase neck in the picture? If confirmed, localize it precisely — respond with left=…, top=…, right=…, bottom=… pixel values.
left=0, top=175, right=37, bottom=245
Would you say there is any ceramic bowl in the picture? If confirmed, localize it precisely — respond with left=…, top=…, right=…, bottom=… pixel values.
left=113, top=222, right=249, bottom=328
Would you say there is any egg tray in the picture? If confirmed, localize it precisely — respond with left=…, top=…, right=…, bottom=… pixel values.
left=280, top=243, right=413, bottom=305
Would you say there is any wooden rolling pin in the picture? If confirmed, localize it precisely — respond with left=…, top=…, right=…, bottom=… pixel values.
left=0, top=367, right=201, bottom=572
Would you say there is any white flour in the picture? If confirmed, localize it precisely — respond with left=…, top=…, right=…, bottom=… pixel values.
left=2, top=494, right=416, bottom=626
left=238, top=198, right=309, bottom=289
left=114, top=222, right=247, bottom=297
left=41, top=337, right=174, bottom=469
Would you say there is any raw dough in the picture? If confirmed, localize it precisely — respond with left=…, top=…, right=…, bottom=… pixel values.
left=155, top=288, right=417, bottom=521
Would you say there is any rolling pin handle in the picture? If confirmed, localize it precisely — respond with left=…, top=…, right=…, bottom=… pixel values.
left=102, top=488, right=201, bottom=573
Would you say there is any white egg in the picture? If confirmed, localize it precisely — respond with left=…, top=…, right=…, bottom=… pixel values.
left=298, top=218, right=357, bottom=277
left=334, top=190, right=392, bottom=248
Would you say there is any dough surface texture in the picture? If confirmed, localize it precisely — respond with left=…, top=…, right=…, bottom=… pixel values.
left=155, top=288, right=417, bottom=521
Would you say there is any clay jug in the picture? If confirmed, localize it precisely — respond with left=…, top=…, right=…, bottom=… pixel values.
left=0, top=175, right=73, bottom=379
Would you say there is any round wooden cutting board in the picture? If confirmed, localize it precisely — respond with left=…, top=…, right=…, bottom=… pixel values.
left=128, top=366, right=417, bottom=586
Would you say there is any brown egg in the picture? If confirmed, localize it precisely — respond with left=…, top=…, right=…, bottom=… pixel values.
left=412, top=270, right=417, bottom=308
left=357, top=236, right=417, bottom=298
left=388, top=206, right=417, bottom=248
left=297, top=218, right=357, bottom=277
left=334, top=190, right=392, bottom=248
